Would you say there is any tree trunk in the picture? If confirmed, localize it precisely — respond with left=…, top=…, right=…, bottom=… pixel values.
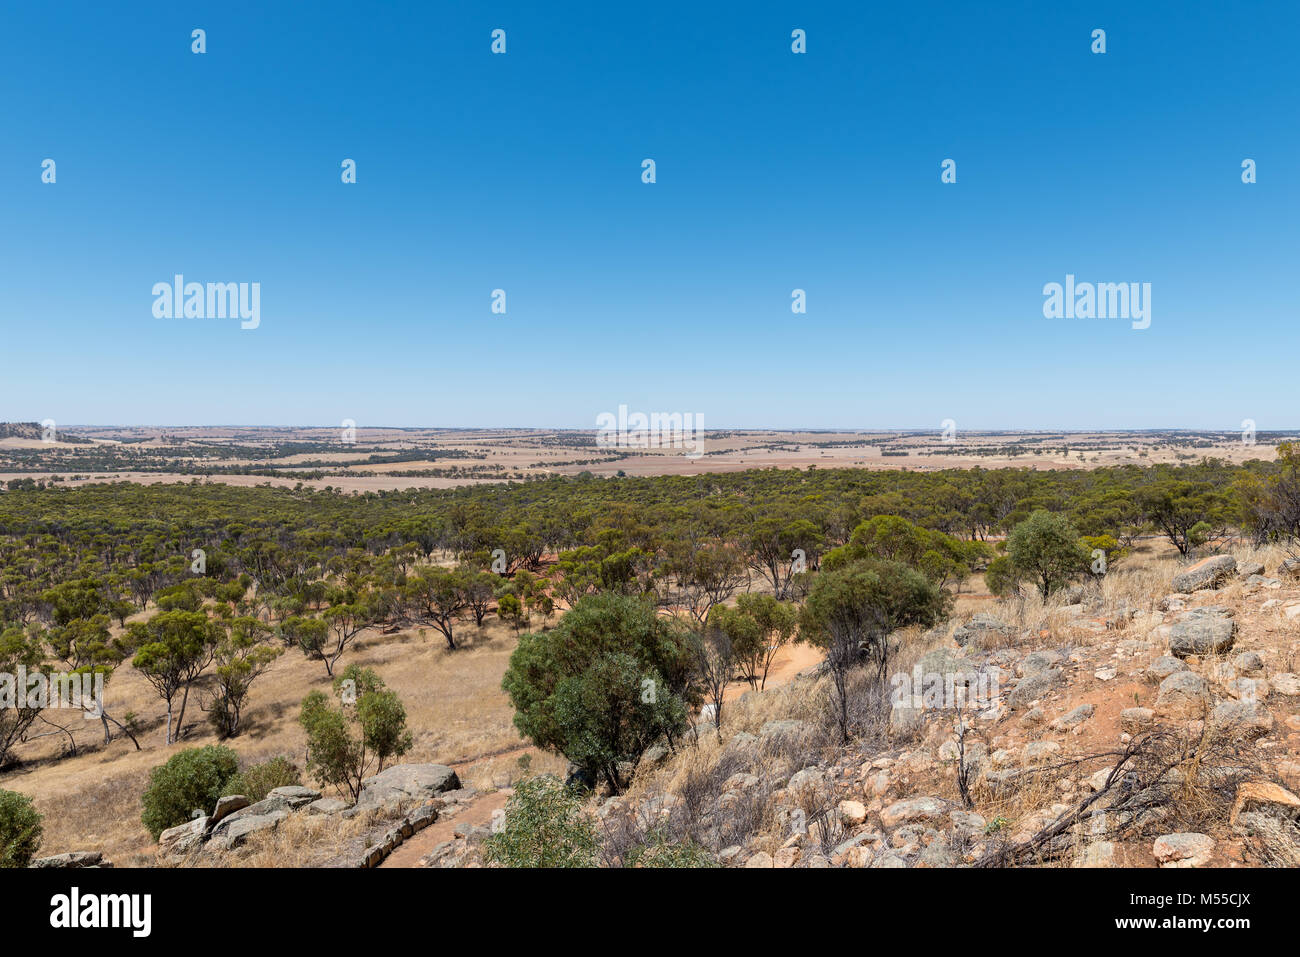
left=175, top=684, right=191, bottom=741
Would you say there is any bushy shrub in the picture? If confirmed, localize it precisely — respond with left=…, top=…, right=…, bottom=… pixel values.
left=222, top=756, right=302, bottom=802
left=483, top=775, right=598, bottom=868
left=299, top=666, right=411, bottom=800
left=140, top=745, right=240, bottom=840
left=1005, top=509, right=1088, bottom=598
left=0, top=790, right=43, bottom=867
left=501, top=593, right=692, bottom=792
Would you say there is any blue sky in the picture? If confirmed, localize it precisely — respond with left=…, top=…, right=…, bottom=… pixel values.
left=1, top=1, right=1296, bottom=430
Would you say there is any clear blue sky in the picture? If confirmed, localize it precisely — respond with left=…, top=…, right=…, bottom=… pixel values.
left=2, top=1, right=1296, bottom=430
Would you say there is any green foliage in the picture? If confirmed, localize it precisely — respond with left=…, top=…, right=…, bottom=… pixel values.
left=501, top=593, right=691, bottom=792
left=497, top=592, right=526, bottom=632
left=1136, top=478, right=1230, bottom=556
left=0, top=625, right=46, bottom=765
left=983, top=554, right=1020, bottom=598
left=801, top=558, right=949, bottom=742
left=800, top=558, right=949, bottom=668
left=1005, top=510, right=1089, bottom=599
left=128, top=609, right=222, bottom=742
left=0, top=789, right=43, bottom=867
left=222, top=756, right=302, bottom=802
left=709, top=592, right=798, bottom=690
left=206, top=616, right=281, bottom=737
left=140, top=745, right=240, bottom=840
left=482, top=775, right=599, bottom=868
left=824, top=514, right=979, bottom=588
left=298, top=666, right=412, bottom=800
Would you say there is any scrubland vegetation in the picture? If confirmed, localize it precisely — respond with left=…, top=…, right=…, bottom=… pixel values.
left=2, top=444, right=1299, bottom=866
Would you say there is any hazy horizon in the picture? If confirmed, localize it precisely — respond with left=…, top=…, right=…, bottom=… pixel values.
left=21, top=422, right=1300, bottom=437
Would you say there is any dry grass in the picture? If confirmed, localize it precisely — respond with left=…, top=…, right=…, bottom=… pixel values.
left=0, top=615, right=559, bottom=865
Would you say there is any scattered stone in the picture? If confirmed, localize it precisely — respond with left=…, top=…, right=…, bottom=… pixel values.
left=1145, top=655, right=1188, bottom=682
left=1007, top=669, right=1063, bottom=710
left=951, top=614, right=1014, bottom=647
left=1152, top=832, right=1214, bottom=868
left=880, top=796, right=950, bottom=829
left=839, top=800, right=867, bottom=826
left=744, top=851, right=774, bottom=868
left=1167, top=607, right=1237, bottom=658
left=1279, top=557, right=1300, bottom=579
left=1051, top=703, right=1094, bottom=731
left=1120, top=707, right=1155, bottom=734
left=1237, top=561, right=1266, bottom=578
left=31, top=851, right=105, bottom=868
left=1094, top=666, right=1117, bottom=681
left=1171, top=555, right=1237, bottom=593
left=1270, top=673, right=1300, bottom=696
left=1229, top=781, right=1300, bottom=827
left=1210, top=699, right=1274, bottom=737
left=1155, top=671, right=1210, bottom=719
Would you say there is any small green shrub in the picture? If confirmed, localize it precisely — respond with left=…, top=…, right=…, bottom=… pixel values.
left=0, top=790, right=43, bottom=867
left=483, top=775, right=598, bottom=868
left=141, top=745, right=240, bottom=840
left=222, top=756, right=302, bottom=802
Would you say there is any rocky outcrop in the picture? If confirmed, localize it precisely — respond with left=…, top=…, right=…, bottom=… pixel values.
left=1171, top=555, right=1236, bottom=593
left=951, top=614, right=1014, bottom=648
left=1167, top=607, right=1236, bottom=658
left=1155, top=671, right=1210, bottom=718
left=31, top=851, right=109, bottom=868
left=154, top=763, right=451, bottom=865
left=1006, top=669, right=1062, bottom=710
left=355, top=764, right=461, bottom=810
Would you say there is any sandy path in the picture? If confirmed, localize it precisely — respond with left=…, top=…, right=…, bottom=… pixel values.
left=380, top=789, right=510, bottom=867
